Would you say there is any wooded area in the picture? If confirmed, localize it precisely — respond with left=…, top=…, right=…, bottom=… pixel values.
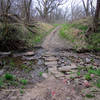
left=0, top=0, right=99, bottom=51
left=0, top=0, right=100, bottom=100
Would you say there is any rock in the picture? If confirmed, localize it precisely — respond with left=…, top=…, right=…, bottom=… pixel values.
left=45, top=61, right=57, bottom=66
left=58, top=64, right=77, bottom=72
left=0, top=52, right=11, bottom=57
left=61, top=60, right=65, bottom=63
left=86, top=58, right=91, bottom=63
left=23, top=51, right=34, bottom=56
left=58, top=66, right=70, bottom=72
left=65, top=74, right=77, bottom=79
left=45, top=57, right=58, bottom=61
left=44, top=52, right=55, bottom=57
left=66, top=97, right=71, bottom=100
left=48, top=67, right=64, bottom=78
left=61, top=63, right=66, bottom=66
left=42, top=73, right=48, bottom=78
left=13, top=51, right=34, bottom=57
left=55, top=72, right=64, bottom=78
left=22, top=56, right=35, bottom=60
left=71, top=63, right=77, bottom=69
left=0, top=69, right=4, bottom=75
left=48, top=67, right=57, bottom=74
left=80, top=61, right=84, bottom=65
left=37, top=59, right=44, bottom=65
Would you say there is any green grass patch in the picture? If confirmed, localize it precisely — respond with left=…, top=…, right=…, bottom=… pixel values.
left=85, top=74, right=92, bottom=81
left=5, top=73, right=13, bottom=80
left=88, top=69, right=100, bottom=76
left=20, top=79, right=28, bottom=85
left=28, top=26, right=54, bottom=46
left=77, top=71, right=81, bottom=76
left=71, top=23, right=88, bottom=31
left=39, top=72, right=43, bottom=76
left=0, top=78, right=3, bottom=87
left=59, top=24, right=75, bottom=43
left=0, top=73, right=29, bottom=89
left=59, top=18, right=100, bottom=51
left=86, top=32, right=100, bottom=51
left=96, top=79, right=100, bottom=88
left=85, top=94, right=95, bottom=98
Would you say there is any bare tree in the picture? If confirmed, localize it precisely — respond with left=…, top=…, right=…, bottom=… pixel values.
left=90, top=0, right=96, bottom=16
left=81, top=0, right=90, bottom=16
left=36, top=0, right=66, bottom=22
left=93, top=0, right=100, bottom=30
left=22, top=0, right=32, bottom=23
left=0, top=0, right=12, bottom=15
left=0, top=0, right=13, bottom=35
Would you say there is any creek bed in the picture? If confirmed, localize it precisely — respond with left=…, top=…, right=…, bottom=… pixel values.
left=0, top=48, right=47, bottom=89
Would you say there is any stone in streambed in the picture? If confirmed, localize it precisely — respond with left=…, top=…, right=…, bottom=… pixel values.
left=45, top=61, right=57, bottom=66
left=58, top=64, right=77, bottom=72
left=42, top=73, right=49, bottom=78
left=45, top=57, right=58, bottom=61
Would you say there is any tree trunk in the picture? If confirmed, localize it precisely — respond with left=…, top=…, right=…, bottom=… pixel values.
left=93, top=0, right=100, bottom=29
left=82, top=0, right=90, bottom=16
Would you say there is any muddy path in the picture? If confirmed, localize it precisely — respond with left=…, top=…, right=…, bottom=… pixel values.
left=0, top=27, right=100, bottom=100
left=42, top=26, right=73, bottom=51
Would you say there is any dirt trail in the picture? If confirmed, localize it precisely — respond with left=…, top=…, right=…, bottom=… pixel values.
left=20, top=27, right=82, bottom=100
left=1, top=27, right=100, bottom=100
left=22, top=76, right=82, bottom=100
left=42, top=26, right=73, bottom=51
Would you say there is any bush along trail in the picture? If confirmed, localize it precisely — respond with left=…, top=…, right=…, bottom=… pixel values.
left=0, top=26, right=100, bottom=100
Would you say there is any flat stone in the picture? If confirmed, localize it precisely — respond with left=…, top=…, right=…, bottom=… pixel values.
left=13, top=51, right=34, bottom=57
left=45, top=57, right=58, bottom=61
left=44, top=54, right=55, bottom=57
left=66, top=97, right=71, bottom=100
left=86, top=58, right=91, bottom=63
left=48, top=67, right=57, bottom=73
left=58, top=64, right=77, bottom=72
left=48, top=67, right=64, bottom=78
left=65, top=74, right=77, bottom=79
left=22, top=56, right=35, bottom=60
left=45, top=61, right=57, bottom=66
left=23, top=51, right=34, bottom=56
left=42, top=73, right=49, bottom=78
left=0, top=52, right=11, bottom=56
left=70, top=63, right=77, bottom=69
left=55, top=72, right=65, bottom=78
left=0, top=69, right=4, bottom=75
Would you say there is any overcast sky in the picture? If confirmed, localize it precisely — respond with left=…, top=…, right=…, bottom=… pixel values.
left=33, top=0, right=97, bottom=12
left=61, top=0, right=97, bottom=9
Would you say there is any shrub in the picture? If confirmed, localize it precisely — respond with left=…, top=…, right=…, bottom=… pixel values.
left=5, top=73, right=13, bottom=80
left=85, top=74, right=92, bottom=81
left=20, top=79, right=28, bottom=85
left=86, top=94, right=95, bottom=98
left=0, top=24, right=27, bottom=51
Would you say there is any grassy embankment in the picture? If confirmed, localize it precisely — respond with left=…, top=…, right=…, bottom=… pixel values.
left=59, top=18, right=100, bottom=51
left=0, top=22, right=54, bottom=51
left=28, top=22, right=54, bottom=47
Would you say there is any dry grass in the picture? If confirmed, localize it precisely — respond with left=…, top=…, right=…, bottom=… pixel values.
left=38, top=22, right=53, bottom=33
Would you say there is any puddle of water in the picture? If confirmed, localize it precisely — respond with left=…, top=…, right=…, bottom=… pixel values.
left=0, top=48, right=46, bottom=69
